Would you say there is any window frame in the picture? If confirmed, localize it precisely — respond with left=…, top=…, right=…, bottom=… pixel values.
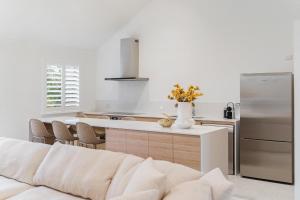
left=43, top=64, right=80, bottom=114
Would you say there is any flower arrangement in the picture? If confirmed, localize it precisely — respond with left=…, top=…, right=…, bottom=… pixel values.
left=168, top=84, right=203, bottom=103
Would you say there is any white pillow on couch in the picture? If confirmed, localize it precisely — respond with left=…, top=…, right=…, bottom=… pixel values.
left=106, top=155, right=143, bottom=199
left=122, top=158, right=166, bottom=198
left=199, top=168, right=234, bottom=200
left=106, top=158, right=201, bottom=200
left=163, top=179, right=212, bottom=200
left=163, top=168, right=233, bottom=200
left=0, top=138, right=50, bottom=185
left=33, top=142, right=126, bottom=200
left=153, top=160, right=201, bottom=194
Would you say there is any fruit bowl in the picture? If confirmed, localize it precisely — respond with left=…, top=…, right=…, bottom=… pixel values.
left=158, top=118, right=173, bottom=128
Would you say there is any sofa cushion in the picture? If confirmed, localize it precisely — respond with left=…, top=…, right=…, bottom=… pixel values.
left=34, top=142, right=126, bottom=200
left=0, top=176, right=33, bottom=200
left=199, top=168, right=234, bottom=200
left=123, top=158, right=166, bottom=198
left=110, top=190, right=160, bottom=200
left=6, top=186, right=86, bottom=200
left=106, top=155, right=143, bottom=199
left=106, top=157, right=201, bottom=200
left=163, top=179, right=212, bottom=200
left=0, top=138, right=50, bottom=184
left=153, top=160, right=201, bottom=194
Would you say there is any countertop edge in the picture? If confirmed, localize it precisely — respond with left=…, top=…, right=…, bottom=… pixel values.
left=82, top=111, right=239, bottom=125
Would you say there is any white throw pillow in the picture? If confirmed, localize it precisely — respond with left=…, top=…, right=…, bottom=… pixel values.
left=0, top=138, right=50, bottom=184
left=106, top=155, right=143, bottom=199
left=123, top=158, right=166, bottom=198
left=199, top=168, right=234, bottom=200
left=110, top=190, right=160, bottom=200
left=163, top=179, right=212, bottom=200
left=34, top=142, right=126, bottom=200
left=153, top=160, right=201, bottom=194
left=107, top=158, right=201, bottom=199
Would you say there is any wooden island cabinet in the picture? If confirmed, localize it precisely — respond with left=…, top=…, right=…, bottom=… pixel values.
left=105, top=126, right=228, bottom=174
left=106, top=128, right=205, bottom=171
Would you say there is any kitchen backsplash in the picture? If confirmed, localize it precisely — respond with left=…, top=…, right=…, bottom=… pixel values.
left=95, top=100, right=232, bottom=118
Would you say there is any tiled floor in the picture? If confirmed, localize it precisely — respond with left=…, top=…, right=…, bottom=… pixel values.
left=228, top=175, right=294, bottom=200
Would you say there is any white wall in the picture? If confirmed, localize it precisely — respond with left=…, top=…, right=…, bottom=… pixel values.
left=96, top=0, right=294, bottom=116
left=0, top=39, right=97, bottom=140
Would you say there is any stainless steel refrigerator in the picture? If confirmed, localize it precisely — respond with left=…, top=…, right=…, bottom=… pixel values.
left=240, top=73, right=294, bottom=184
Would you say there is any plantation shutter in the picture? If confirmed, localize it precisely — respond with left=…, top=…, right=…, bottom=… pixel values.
left=64, top=66, right=80, bottom=107
left=46, top=65, right=63, bottom=107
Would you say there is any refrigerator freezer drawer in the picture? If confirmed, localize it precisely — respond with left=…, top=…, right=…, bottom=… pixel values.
left=240, top=117, right=293, bottom=142
left=240, top=138, right=293, bottom=183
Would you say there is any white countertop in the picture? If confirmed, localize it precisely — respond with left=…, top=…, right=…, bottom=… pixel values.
left=83, top=111, right=239, bottom=125
left=40, top=116, right=227, bottom=136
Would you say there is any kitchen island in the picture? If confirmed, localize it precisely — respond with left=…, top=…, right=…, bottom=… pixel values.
left=80, top=111, right=240, bottom=175
left=40, top=116, right=228, bottom=174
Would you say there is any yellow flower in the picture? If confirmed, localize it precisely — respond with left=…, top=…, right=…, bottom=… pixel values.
left=168, top=84, right=203, bottom=103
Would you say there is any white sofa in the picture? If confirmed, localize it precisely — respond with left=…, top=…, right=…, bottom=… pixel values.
left=0, top=137, right=235, bottom=200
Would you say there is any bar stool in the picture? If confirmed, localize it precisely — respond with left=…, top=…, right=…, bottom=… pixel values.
left=67, top=113, right=86, bottom=135
left=76, top=122, right=104, bottom=149
left=95, top=115, right=110, bottom=139
left=29, top=119, right=55, bottom=144
left=52, top=121, right=78, bottom=145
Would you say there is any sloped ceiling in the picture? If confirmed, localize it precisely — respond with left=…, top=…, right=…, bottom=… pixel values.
left=0, top=0, right=151, bottom=48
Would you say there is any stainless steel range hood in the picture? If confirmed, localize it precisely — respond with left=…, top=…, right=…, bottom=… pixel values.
left=105, top=38, right=149, bottom=81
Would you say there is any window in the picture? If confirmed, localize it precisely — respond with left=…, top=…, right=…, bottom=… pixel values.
left=46, top=65, right=63, bottom=107
left=46, top=65, right=80, bottom=109
left=64, top=66, right=80, bottom=107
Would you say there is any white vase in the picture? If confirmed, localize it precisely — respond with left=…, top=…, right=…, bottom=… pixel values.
left=174, top=102, right=195, bottom=129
